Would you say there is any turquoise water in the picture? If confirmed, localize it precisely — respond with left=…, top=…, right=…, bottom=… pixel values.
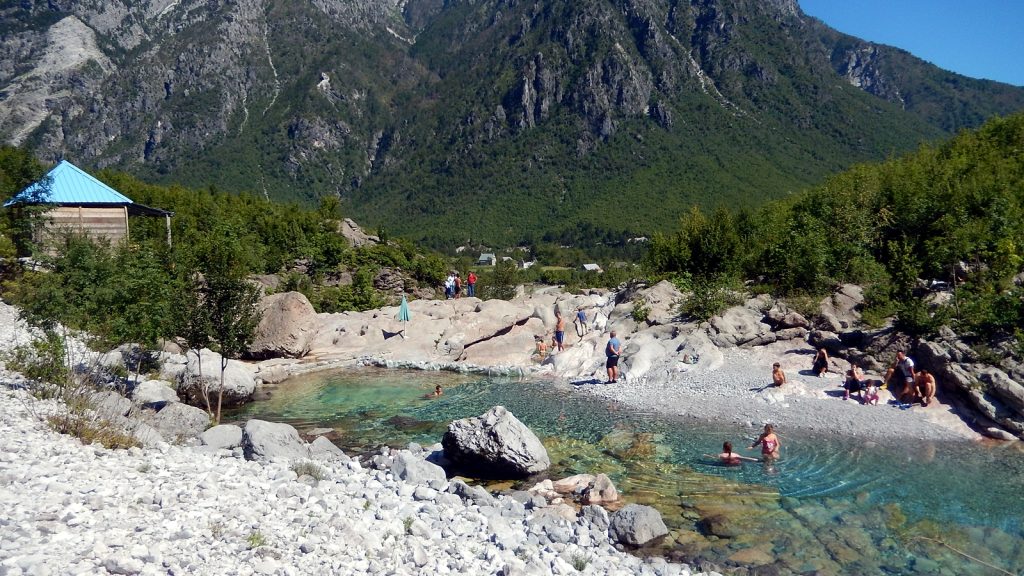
left=230, top=368, right=1024, bottom=575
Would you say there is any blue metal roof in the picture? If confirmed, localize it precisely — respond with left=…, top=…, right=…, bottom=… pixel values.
left=4, top=160, right=134, bottom=207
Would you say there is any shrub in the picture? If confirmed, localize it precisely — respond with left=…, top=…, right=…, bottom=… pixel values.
left=570, top=553, right=591, bottom=571
left=631, top=301, right=650, bottom=323
left=291, top=460, right=327, bottom=481
left=245, top=530, right=267, bottom=549
left=679, top=276, right=742, bottom=322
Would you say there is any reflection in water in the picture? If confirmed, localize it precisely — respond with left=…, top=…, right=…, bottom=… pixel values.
left=229, top=368, right=1024, bottom=575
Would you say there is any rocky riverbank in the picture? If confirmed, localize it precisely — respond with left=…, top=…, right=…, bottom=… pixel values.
left=241, top=282, right=1014, bottom=443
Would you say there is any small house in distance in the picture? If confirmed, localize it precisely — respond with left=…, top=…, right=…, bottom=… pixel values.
left=3, top=160, right=173, bottom=249
left=581, top=263, right=603, bottom=273
left=477, top=252, right=496, bottom=266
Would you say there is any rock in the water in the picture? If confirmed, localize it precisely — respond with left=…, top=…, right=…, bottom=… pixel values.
left=582, top=473, right=618, bottom=504
left=552, top=474, right=595, bottom=495
left=442, top=406, right=550, bottom=478
left=608, top=504, right=668, bottom=546
left=391, top=451, right=446, bottom=485
left=247, top=292, right=318, bottom=359
left=241, top=420, right=309, bottom=462
left=200, top=424, right=243, bottom=450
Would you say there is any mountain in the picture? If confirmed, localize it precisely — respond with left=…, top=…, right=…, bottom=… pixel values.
left=2, top=0, right=1023, bottom=247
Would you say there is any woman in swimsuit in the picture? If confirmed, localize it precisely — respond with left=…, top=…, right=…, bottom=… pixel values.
left=705, top=441, right=759, bottom=466
left=750, top=424, right=781, bottom=459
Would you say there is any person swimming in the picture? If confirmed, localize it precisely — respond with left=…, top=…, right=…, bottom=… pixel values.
left=704, top=441, right=759, bottom=466
left=425, top=384, right=443, bottom=398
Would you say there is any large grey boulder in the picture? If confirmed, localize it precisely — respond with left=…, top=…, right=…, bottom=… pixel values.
left=201, top=424, right=243, bottom=450
left=89, top=391, right=132, bottom=419
left=442, top=406, right=550, bottom=478
left=309, top=436, right=350, bottom=462
left=178, top=349, right=256, bottom=407
left=609, top=504, right=669, bottom=546
left=391, top=451, right=447, bottom=485
left=130, top=379, right=179, bottom=407
left=709, top=304, right=772, bottom=347
left=247, top=292, right=318, bottom=359
left=142, top=402, right=210, bottom=441
left=241, top=420, right=309, bottom=462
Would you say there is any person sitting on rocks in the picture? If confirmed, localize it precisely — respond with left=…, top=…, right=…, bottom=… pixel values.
left=533, top=336, right=548, bottom=360
left=863, top=380, right=880, bottom=405
left=751, top=424, right=781, bottom=460
left=772, top=362, right=787, bottom=387
left=843, top=364, right=865, bottom=401
left=916, top=369, right=937, bottom=407
left=706, top=441, right=759, bottom=466
left=812, top=348, right=829, bottom=377
left=892, top=351, right=918, bottom=404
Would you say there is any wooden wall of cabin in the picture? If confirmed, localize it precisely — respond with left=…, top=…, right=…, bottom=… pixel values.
left=39, top=206, right=128, bottom=248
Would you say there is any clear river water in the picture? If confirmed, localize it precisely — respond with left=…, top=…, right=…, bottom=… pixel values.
left=229, top=368, right=1024, bottom=576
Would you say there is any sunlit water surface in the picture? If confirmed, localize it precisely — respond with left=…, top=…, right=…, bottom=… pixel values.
left=229, top=369, right=1024, bottom=575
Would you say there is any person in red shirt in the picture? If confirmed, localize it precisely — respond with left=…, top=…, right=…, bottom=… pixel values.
left=467, top=271, right=477, bottom=297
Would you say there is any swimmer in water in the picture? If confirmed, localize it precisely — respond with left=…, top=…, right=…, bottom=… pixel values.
left=425, top=385, right=443, bottom=398
left=704, top=441, right=759, bottom=466
left=750, top=423, right=781, bottom=460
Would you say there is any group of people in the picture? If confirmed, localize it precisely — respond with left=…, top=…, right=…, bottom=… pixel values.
left=887, top=350, right=937, bottom=407
left=806, top=348, right=936, bottom=408
left=444, top=271, right=477, bottom=299
left=532, top=307, right=594, bottom=357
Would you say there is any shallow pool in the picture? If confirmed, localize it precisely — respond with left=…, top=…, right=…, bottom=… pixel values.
left=230, top=368, right=1024, bottom=575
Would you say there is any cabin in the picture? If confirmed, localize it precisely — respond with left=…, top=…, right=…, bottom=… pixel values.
left=477, top=252, right=496, bottom=266
left=581, top=263, right=604, bottom=273
left=3, top=160, right=173, bottom=250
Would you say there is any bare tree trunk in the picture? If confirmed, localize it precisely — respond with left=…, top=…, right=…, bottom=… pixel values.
left=193, top=349, right=212, bottom=417
left=216, top=357, right=227, bottom=425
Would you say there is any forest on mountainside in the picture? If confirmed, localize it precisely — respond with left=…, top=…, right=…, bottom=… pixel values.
left=645, top=113, right=1024, bottom=343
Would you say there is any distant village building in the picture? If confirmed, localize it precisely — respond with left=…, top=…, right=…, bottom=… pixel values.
left=581, top=263, right=603, bottom=273
left=4, top=160, right=173, bottom=250
left=477, top=252, right=497, bottom=266
left=519, top=260, right=537, bottom=270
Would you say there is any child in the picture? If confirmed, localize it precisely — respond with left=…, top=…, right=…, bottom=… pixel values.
left=863, top=380, right=880, bottom=405
left=772, top=362, right=787, bottom=387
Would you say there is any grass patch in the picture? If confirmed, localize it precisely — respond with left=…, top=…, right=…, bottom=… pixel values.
left=246, top=530, right=267, bottom=549
left=291, top=460, right=327, bottom=481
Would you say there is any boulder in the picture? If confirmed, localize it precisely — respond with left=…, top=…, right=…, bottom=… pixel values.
left=201, top=424, right=243, bottom=450
left=241, top=420, right=309, bottom=462
left=178, top=349, right=256, bottom=407
left=442, top=406, right=550, bottom=478
left=130, top=380, right=179, bottom=407
left=978, top=368, right=1024, bottom=414
left=582, top=473, right=619, bottom=504
left=552, top=474, right=595, bottom=495
left=709, top=305, right=772, bottom=347
left=608, top=504, right=669, bottom=546
left=449, top=479, right=497, bottom=506
left=338, top=218, right=379, bottom=248
left=142, top=402, right=210, bottom=441
left=247, top=292, right=318, bottom=359
left=818, top=284, right=863, bottom=331
left=309, top=436, right=349, bottom=462
left=765, top=302, right=809, bottom=329
left=634, top=280, right=682, bottom=325
left=391, top=451, right=447, bottom=485
left=579, top=505, right=610, bottom=532
left=89, top=391, right=132, bottom=419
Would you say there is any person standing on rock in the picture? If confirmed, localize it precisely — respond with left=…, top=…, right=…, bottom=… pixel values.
left=893, top=351, right=917, bottom=404
left=454, top=274, right=462, bottom=298
left=605, top=331, right=622, bottom=383
left=444, top=273, right=455, bottom=299
left=574, top=307, right=589, bottom=338
left=916, top=369, right=936, bottom=407
left=467, top=271, right=477, bottom=297
left=554, top=311, right=566, bottom=352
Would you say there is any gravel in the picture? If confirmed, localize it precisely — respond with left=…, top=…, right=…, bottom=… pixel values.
left=581, top=340, right=977, bottom=442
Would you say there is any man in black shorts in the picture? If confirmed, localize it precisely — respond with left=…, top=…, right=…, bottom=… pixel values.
left=605, top=331, right=621, bottom=383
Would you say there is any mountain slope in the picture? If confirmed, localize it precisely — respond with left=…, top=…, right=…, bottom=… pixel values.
left=1, top=0, right=1023, bottom=247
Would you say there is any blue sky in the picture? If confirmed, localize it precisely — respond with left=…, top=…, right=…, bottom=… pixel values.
left=799, top=0, right=1024, bottom=86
